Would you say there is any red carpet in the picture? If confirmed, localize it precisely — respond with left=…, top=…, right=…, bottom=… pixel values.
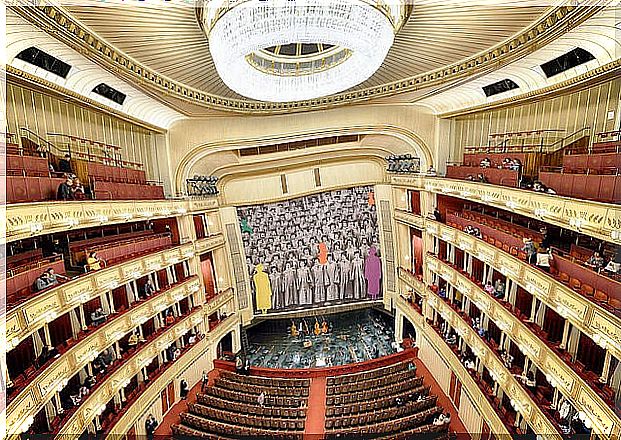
left=414, top=358, right=470, bottom=438
left=154, top=369, right=220, bottom=437
left=304, top=377, right=327, bottom=438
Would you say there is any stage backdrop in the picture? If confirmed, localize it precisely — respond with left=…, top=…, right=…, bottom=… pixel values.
left=237, top=186, right=382, bottom=314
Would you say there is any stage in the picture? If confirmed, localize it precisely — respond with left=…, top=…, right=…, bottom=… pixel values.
left=245, top=309, right=396, bottom=369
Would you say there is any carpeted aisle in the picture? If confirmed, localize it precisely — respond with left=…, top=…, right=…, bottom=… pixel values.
left=304, top=377, right=327, bottom=438
left=153, top=369, right=220, bottom=437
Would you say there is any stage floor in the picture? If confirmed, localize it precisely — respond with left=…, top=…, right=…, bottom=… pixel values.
left=246, top=309, right=396, bottom=369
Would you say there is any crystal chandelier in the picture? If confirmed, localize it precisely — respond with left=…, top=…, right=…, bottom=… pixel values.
left=198, top=0, right=411, bottom=102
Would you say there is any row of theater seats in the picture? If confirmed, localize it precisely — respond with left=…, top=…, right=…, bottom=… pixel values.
left=78, top=233, right=171, bottom=268
left=188, top=402, right=305, bottom=430
left=326, top=396, right=438, bottom=429
left=69, top=230, right=154, bottom=262
left=173, top=369, right=309, bottom=440
left=91, top=180, right=164, bottom=200
left=330, top=377, right=424, bottom=405
left=196, top=394, right=306, bottom=419
left=445, top=213, right=621, bottom=307
left=561, top=152, right=620, bottom=173
left=6, top=154, right=49, bottom=176
left=175, top=415, right=304, bottom=440
left=205, top=382, right=304, bottom=407
left=327, top=369, right=416, bottom=395
left=538, top=172, right=620, bottom=203
left=218, top=370, right=310, bottom=388
left=214, top=377, right=310, bottom=397
left=326, top=385, right=429, bottom=415
left=324, top=406, right=444, bottom=438
left=446, top=165, right=519, bottom=187
left=433, top=258, right=618, bottom=410
left=326, top=361, right=410, bottom=386
left=83, top=161, right=147, bottom=185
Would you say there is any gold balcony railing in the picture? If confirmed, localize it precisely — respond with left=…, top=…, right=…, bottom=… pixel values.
left=5, top=277, right=203, bottom=438
left=103, top=313, right=239, bottom=439
left=6, top=235, right=225, bottom=352
left=399, top=291, right=560, bottom=435
left=424, top=257, right=621, bottom=436
left=394, top=210, right=621, bottom=362
left=391, top=176, right=621, bottom=245
left=52, top=309, right=221, bottom=438
left=5, top=198, right=219, bottom=243
left=395, top=296, right=509, bottom=437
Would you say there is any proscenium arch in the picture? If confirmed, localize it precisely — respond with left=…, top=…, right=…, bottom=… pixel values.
left=174, top=125, right=434, bottom=194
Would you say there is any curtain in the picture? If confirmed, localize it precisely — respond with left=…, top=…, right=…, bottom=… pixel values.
left=33, top=329, right=44, bottom=357
left=610, top=359, right=621, bottom=407
left=100, top=292, right=111, bottom=315
left=535, top=301, right=546, bottom=327
left=126, top=283, right=138, bottom=305
left=567, top=325, right=581, bottom=358
left=481, top=314, right=489, bottom=331
left=507, top=281, right=517, bottom=306
left=44, top=400, right=57, bottom=425
left=485, top=267, right=494, bottom=285
left=78, top=366, right=87, bottom=384
left=166, top=267, right=175, bottom=285
left=183, top=261, right=190, bottom=278
left=69, top=308, right=81, bottom=339
left=152, top=272, right=160, bottom=291
left=154, top=314, right=162, bottom=331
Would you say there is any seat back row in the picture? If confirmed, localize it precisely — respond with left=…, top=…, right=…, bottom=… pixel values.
left=326, top=361, right=410, bottom=386
left=326, top=385, right=430, bottom=414
left=219, top=370, right=310, bottom=388
left=179, top=412, right=304, bottom=440
left=327, top=369, right=417, bottom=395
left=197, top=393, right=306, bottom=419
left=206, top=384, right=304, bottom=407
left=189, top=402, right=305, bottom=431
left=329, top=377, right=424, bottom=405
left=214, top=377, right=310, bottom=397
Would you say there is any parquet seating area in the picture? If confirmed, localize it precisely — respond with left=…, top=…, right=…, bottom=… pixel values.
left=324, top=406, right=444, bottom=439
left=324, top=360, right=447, bottom=437
left=173, top=370, right=309, bottom=439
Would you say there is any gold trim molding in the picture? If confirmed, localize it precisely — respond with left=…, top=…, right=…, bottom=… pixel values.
left=396, top=295, right=513, bottom=436
left=8, top=4, right=600, bottom=114
left=423, top=259, right=620, bottom=436
left=103, top=313, right=238, bottom=439
left=5, top=277, right=203, bottom=439
left=403, top=288, right=560, bottom=435
left=6, top=198, right=219, bottom=243
left=394, top=211, right=621, bottom=361
left=6, top=236, right=225, bottom=350
left=391, top=176, right=621, bottom=245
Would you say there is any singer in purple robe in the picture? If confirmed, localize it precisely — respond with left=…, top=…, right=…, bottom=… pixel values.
left=364, top=246, right=382, bottom=299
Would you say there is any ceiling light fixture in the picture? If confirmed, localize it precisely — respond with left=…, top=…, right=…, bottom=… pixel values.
left=200, top=0, right=410, bottom=102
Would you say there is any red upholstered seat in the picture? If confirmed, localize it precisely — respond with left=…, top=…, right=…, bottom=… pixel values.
left=569, top=278, right=581, bottom=291
left=594, top=290, right=608, bottom=303
left=580, top=284, right=594, bottom=297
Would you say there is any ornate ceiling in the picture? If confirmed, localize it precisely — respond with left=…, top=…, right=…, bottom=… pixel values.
left=8, top=2, right=607, bottom=114
left=66, top=1, right=550, bottom=101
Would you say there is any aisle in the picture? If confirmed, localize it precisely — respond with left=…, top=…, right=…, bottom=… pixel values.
left=304, top=377, right=327, bottom=438
left=153, top=369, right=220, bottom=436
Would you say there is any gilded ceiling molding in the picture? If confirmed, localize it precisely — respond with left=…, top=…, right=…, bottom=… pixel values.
left=438, top=58, right=621, bottom=118
left=9, top=3, right=601, bottom=114
left=173, top=125, right=434, bottom=193
left=4, top=65, right=168, bottom=133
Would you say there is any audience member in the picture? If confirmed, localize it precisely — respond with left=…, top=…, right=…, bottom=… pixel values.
left=201, top=370, right=209, bottom=392
left=536, top=247, right=553, bottom=273
left=57, top=177, right=74, bottom=200
left=477, top=173, right=489, bottom=183
left=90, top=307, right=108, bottom=326
left=143, top=278, right=156, bottom=298
left=480, top=157, right=491, bottom=168
left=58, top=154, right=73, bottom=173
left=145, top=414, right=158, bottom=440
left=522, top=238, right=537, bottom=264
left=165, top=311, right=175, bottom=326
left=128, top=332, right=140, bottom=347
left=258, top=391, right=266, bottom=406
left=92, top=356, right=107, bottom=374
left=71, top=177, right=86, bottom=200
left=44, top=268, right=69, bottom=288
left=86, top=251, right=105, bottom=271
left=34, top=272, right=52, bottom=291
left=483, top=281, right=495, bottom=296
left=585, top=251, right=605, bottom=271
left=426, top=166, right=437, bottom=176
left=180, top=378, right=189, bottom=400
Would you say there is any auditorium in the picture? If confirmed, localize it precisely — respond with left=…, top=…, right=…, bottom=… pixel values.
left=2, top=1, right=621, bottom=438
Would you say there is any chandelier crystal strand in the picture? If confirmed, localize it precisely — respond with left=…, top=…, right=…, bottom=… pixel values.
left=206, top=0, right=397, bottom=102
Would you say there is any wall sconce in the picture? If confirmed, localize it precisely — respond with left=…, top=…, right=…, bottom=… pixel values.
left=533, top=208, right=547, bottom=218
left=177, top=208, right=187, bottom=214
left=65, top=217, right=79, bottom=228
left=611, top=230, right=620, bottom=241
left=29, top=222, right=44, bottom=234
left=505, top=201, right=517, bottom=209
left=97, top=215, right=109, bottom=223
left=569, top=217, right=584, bottom=230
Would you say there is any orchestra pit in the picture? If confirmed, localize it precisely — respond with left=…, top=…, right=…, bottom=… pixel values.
left=3, top=1, right=621, bottom=439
